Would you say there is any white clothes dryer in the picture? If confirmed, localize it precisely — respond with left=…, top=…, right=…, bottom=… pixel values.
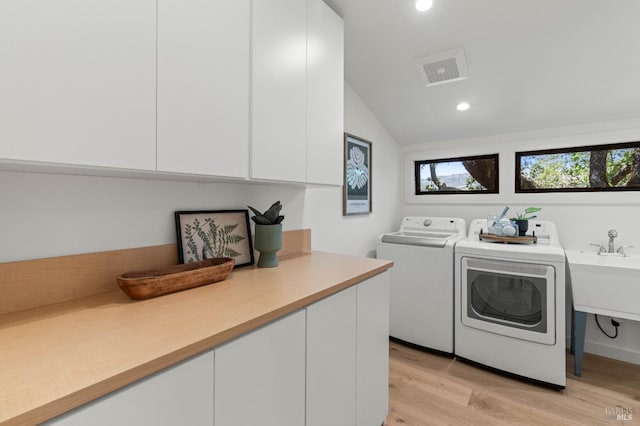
left=377, top=216, right=466, bottom=354
left=454, top=219, right=566, bottom=388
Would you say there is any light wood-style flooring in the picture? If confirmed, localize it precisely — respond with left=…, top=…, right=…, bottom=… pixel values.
left=388, top=341, right=640, bottom=425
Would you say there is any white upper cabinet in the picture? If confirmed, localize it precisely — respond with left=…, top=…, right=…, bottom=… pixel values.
left=251, top=0, right=308, bottom=182
left=157, top=0, right=250, bottom=178
left=0, top=0, right=342, bottom=184
left=251, top=0, right=344, bottom=185
left=307, top=0, right=344, bottom=185
left=0, top=0, right=156, bottom=170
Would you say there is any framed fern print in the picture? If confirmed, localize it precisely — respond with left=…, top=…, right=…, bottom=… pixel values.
left=175, top=210, right=254, bottom=268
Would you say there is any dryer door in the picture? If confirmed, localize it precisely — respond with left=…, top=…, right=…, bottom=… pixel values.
left=460, top=257, right=556, bottom=345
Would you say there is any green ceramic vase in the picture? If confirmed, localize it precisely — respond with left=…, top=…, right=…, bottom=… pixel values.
left=254, top=224, right=283, bottom=268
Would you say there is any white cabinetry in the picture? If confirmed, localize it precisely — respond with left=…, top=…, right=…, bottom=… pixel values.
left=306, top=286, right=357, bottom=426
left=214, top=310, right=306, bottom=426
left=1, top=0, right=342, bottom=184
left=157, top=0, right=250, bottom=178
left=251, top=0, right=344, bottom=185
left=41, top=273, right=388, bottom=426
left=307, top=0, right=344, bottom=185
left=45, top=350, right=214, bottom=426
left=0, top=0, right=156, bottom=170
left=251, top=0, right=308, bottom=182
left=357, top=271, right=390, bottom=426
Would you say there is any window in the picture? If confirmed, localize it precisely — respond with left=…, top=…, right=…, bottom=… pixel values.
left=516, top=141, right=640, bottom=193
left=414, top=154, right=499, bottom=195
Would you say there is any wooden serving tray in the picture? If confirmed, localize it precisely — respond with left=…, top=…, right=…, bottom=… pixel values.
left=117, top=257, right=235, bottom=300
left=479, top=233, right=537, bottom=244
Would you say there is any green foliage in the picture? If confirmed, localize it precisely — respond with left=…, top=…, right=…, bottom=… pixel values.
left=511, top=207, right=541, bottom=220
left=520, top=148, right=637, bottom=189
left=607, top=149, right=633, bottom=185
left=465, top=175, right=484, bottom=190
left=248, top=201, right=285, bottom=225
left=521, top=153, right=587, bottom=188
left=183, top=218, right=245, bottom=262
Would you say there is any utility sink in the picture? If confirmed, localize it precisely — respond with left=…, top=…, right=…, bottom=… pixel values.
left=565, top=249, right=640, bottom=321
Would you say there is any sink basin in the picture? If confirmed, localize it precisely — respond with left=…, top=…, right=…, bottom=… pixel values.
left=565, top=249, right=640, bottom=321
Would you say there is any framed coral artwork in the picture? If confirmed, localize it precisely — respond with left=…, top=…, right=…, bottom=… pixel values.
left=174, top=209, right=254, bottom=268
left=343, top=133, right=372, bottom=215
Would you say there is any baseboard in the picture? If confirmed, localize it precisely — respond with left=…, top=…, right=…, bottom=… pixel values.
left=566, top=337, right=640, bottom=366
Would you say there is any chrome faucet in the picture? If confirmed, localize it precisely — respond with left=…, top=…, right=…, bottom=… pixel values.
left=590, top=229, right=634, bottom=256
left=608, top=229, right=618, bottom=253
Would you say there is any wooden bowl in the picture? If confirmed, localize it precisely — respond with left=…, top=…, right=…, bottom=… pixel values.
left=117, top=257, right=235, bottom=300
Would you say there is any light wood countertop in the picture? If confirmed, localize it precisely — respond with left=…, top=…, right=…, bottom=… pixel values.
left=0, top=251, right=392, bottom=425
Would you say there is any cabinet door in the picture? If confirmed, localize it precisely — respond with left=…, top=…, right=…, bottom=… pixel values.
left=44, top=350, right=214, bottom=426
left=306, top=286, right=356, bottom=426
left=214, top=310, right=306, bottom=426
left=157, top=0, right=249, bottom=178
left=0, top=0, right=156, bottom=170
left=357, top=272, right=390, bottom=426
left=251, top=0, right=307, bottom=182
left=306, top=0, right=344, bottom=185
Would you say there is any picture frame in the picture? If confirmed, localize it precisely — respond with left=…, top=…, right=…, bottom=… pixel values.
left=343, top=133, right=372, bottom=215
left=175, top=209, right=254, bottom=268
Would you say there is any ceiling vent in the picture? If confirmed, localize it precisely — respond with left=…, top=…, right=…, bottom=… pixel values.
left=414, top=48, right=469, bottom=87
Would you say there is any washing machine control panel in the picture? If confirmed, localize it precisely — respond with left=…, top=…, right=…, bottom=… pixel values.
left=400, top=216, right=465, bottom=234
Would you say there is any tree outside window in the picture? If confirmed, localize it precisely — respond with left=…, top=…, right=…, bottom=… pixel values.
left=516, top=142, right=640, bottom=192
left=414, top=154, right=499, bottom=195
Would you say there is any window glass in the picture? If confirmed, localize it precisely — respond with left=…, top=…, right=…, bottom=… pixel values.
left=414, top=154, right=499, bottom=195
left=516, top=142, right=640, bottom=192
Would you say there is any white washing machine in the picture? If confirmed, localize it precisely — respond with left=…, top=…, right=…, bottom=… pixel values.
left=454, top=219, right=566, bottom=388
left=377, top=216, right=466, bottom=354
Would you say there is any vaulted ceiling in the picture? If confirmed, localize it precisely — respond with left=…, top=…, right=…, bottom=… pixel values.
left=324, top=0, right=640, bottom=146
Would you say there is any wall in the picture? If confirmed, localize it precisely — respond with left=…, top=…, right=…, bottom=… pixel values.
left=400, top=117, right=640, bottom=365
left=0, top=172, right=306, bottom=263
left=303, top=83, right=402, bottom=257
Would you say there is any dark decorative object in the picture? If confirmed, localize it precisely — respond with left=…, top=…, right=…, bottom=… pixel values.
left=510, top=207, right=541, bottom=236
left=513, top=219, right=529, bottom=236
left=175, top=210, right=254, bottom=268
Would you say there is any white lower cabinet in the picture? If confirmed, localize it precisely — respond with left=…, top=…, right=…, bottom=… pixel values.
left=44, top=273, right=390, bottom=426
left=306, top=286, right=357, bottom=426
left=214, top=310, right=306, bottom=426
left=307, top=272, right=390, bottom=426
left=44, top=350, right=214, bottom=426
left=357, top=272, right=390, bottom=426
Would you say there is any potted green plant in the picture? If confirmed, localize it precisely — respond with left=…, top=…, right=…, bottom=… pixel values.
left=248, top=201, right=285, bottom=267
left=511, top=207, right=541, bottom=236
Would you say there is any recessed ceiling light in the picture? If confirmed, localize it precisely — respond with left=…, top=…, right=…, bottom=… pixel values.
left=415, top=0, right=433, bottom=12
left=456, top=102, right=470, bottom=111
